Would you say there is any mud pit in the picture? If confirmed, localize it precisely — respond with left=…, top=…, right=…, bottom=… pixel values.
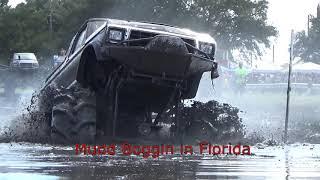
left=0, top=92, right=246, bottom=145
left=1, top=72, right=320, bottom=179
left=1, top=142, right=320, bottom=179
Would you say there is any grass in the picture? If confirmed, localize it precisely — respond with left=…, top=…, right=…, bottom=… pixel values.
left=0, top=87, right=34, bottom=94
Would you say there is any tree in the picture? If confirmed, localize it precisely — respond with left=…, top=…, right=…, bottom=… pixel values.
left=0, top=0, right=277, bottom=65
left=183, top=0, right=277, bottom=57
left=294, top=17, right=320, bottom=64
left=108, top=0, right=277, bottom=61
left=0, top=0, right=8, bottom=7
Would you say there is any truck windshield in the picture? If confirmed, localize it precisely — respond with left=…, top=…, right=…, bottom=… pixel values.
left=14, top=53, right=36, bottom=60
left=86, top=21, right=106, bottom=38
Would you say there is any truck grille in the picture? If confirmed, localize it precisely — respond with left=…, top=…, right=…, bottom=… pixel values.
left=20, top=63, right=33, bottom=68
left=129, top=30, right=196, bottom=53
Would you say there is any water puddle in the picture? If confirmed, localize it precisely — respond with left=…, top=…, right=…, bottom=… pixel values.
left=0, top=143, right=319, bottom=179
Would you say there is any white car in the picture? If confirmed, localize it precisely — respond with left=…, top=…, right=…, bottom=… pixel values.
left=10, top=53, right=39, bottom=70
left=53, top=55, right=66, bottom=68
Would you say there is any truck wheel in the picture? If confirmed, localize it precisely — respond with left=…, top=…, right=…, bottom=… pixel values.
left=51, top=86, right=96, bottom=144
left=186, top=120, right=217, bottom=142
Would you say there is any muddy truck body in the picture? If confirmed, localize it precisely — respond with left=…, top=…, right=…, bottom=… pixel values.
left=39, top=18, right=219, bottom=143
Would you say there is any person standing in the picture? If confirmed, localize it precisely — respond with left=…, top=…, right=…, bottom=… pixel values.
left=53, top=48, right=66, bottom=68
left=234, top=62, right=248, bottom=95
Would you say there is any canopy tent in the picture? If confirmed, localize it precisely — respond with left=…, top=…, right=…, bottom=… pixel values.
left=220, top=65, right=253, bottom=73
left=220, top=66, right=235, bottom=72
left=290, top=62, right=320, bottom=73
left=251, top=62, right=283, bottom=73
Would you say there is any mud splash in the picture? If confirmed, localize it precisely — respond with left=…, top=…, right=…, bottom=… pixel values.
left=0, top=92, right=51, bottom=143
left=176, top=100, right=246, bottom=144
left=0, top=90, right=247, bottom=145
left=3, top=85, right=311, bottom=146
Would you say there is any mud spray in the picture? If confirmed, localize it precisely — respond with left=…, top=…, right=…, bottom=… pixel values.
left=1, top=71, right=319, bottom=145
left=0, top=64, right=52, bottom=143
left=0, top=69, right=247, bottom=145
left=198, top=72, right=320, bottom=144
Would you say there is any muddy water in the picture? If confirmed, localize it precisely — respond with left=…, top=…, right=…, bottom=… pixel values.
left=0, top=143, right=319, bottom=179
left=1, top=74, right=320, bottom=179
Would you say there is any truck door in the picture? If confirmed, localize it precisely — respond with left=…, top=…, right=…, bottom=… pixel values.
left=52, top=24, right=88, bottom=88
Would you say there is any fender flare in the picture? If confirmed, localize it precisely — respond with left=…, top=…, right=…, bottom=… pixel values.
left=76, top=44, right=99, bottom=86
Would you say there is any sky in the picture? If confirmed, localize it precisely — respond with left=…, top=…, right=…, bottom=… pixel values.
left=8, top=0, right=24, bottom=7
left=266, top=0, right=320, bottom=65
left=7, top=0, right=320, bottom=65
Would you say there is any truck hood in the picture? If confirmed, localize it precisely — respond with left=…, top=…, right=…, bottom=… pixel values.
left=16, top=60, right=38, bottom=64
left=107, top=19, right=216, bottom=44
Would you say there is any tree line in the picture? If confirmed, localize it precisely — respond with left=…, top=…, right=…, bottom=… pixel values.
left=0, top=0, right=277, bottom=64
left=294, top=15, right=320, bottom=64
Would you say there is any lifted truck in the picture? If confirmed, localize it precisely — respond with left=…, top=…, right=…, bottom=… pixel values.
left=39, top=18, right=219, bottom=144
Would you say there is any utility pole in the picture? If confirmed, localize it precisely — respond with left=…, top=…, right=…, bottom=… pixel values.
left=250, top=52, right=253, bottom=67
left=307, top=14, right=314, bottom=36
left=308, top=14, right=310, bottom=36
left=284, top=30, right=294, bottom=144
left=49, top=0, right=53, bottom=55
left=272, top=45, right=275, bottom=64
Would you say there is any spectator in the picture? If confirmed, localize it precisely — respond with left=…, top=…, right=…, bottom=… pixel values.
left=234, top=62, right=248, bottom=95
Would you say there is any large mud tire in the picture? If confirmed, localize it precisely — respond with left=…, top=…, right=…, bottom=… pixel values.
left=161, top=100, right=244, bottom=144
left=51, top=86, right=96, bottom=144
left=146, top=36, right=189, bottom=54
left=185, top=119, right=217, bottom=143
left=183, top=101, right=245, bottom=143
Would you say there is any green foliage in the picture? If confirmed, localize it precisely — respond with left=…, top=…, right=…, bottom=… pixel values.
left=107, top=0, right=277, bottom=58
left=0, top=0, right=277, bottom=64
left=294, top=17, right=320, bottom=64
left=183, top=0, right=277, bottom=56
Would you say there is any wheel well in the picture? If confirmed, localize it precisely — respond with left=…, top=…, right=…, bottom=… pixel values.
left=182, top=74, right=203, bottom=99
left=77, top=45, right=97, bottom=88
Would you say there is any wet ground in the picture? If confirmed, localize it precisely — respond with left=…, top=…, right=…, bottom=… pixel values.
left=0, top=143, right=320, bottom=179
left=0, top=77, right=320, bottom=179
left=1, top=97, right=319, bottom=180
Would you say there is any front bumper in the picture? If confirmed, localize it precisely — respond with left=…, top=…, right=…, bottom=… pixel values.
left=103, top=46, right=217, bottom=79
left=11, top=64, right=39, bottom=71
left=12, top=67, right=39, bottom=71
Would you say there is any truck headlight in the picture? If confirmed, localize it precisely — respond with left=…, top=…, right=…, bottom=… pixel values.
left=108, top=28, right=124, bottom=41
left=199, top=42, right=214, bottom=55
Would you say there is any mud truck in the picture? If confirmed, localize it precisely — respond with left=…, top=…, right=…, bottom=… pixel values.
left=39, top=18, right=219, bottom=144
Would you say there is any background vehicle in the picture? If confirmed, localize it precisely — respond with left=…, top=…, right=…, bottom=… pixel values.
left=39, top=18, right=219, bottom=144
left=53, top=49, right=67, bottom=68
left=10, top=53, right=39, bottom=71
left=0, top=53, right=39, bottom=98
left=53, top=55, right=66, bottom=68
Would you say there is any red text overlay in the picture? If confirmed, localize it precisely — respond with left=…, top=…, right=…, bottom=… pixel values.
left=75, top=142, right=251, bottom=158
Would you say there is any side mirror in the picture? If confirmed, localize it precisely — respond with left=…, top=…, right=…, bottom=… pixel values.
left=211, top=62, right=219, bottom=79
